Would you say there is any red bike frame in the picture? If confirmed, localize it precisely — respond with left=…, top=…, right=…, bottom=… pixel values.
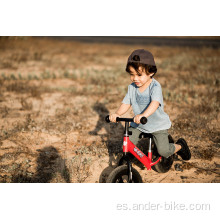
left=123, top=136, right=162, bottom=170
left=105, top=115, right=162, bottom=172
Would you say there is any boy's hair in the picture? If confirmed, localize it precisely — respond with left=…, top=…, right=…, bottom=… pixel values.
left=126, top=59, right=157, bottom=78
left=126, top=49, right=157, bottom=78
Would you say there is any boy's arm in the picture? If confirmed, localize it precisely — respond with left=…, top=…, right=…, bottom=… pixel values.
left=134, top=100, right=160, bottom=124
left=115, top=103, right=131, bottom=115
left=109, top=103, right=131, bottom=122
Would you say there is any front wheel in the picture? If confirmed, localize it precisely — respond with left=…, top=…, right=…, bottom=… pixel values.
left=106, top=165, right=143, bottom=183
left=99, top=165, right=117, bottom=183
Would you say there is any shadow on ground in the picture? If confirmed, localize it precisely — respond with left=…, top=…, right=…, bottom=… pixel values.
left=11, top=146, right=70, bottom=183
left=90, top=102, right=125, bottom=166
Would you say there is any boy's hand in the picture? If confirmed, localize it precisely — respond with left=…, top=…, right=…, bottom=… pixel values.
left=134, top=114, right=145, bottom=124
left=109, top=113, right=120, bottom=123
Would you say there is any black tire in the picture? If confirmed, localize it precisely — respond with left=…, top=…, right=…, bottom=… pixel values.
left=151, top=134, right=174, bottom=173
left=99, top=154, right=133, bottom=183
left=106, top=165, right=143, bottom=183
left=99, top=165, right=117, bottom=183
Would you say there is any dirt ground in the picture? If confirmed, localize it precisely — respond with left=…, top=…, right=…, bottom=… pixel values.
left=0, top=37, right=219, bottom=183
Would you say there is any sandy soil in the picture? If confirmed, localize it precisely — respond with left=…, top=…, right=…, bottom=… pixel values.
left=0, top=37, right=219, bottom=183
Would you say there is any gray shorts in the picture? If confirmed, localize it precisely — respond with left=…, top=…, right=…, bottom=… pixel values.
left=129, top=127, right=175, bottom=158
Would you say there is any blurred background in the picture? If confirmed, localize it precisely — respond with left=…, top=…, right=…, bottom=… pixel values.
left=44, top=36, right=220, bottom=47
left=0, top=36, right=219, bottom=183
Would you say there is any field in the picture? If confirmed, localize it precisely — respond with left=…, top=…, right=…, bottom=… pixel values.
left=0, top=37, right=219, bottom=183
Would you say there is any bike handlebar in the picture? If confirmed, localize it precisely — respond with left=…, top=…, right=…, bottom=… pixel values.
left=105, top=115, right=147, bottom=125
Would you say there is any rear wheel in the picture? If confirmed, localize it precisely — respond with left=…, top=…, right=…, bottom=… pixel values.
left=151, top=134, right=174, bottom=173
left=106, top=165, right=143, bottom=183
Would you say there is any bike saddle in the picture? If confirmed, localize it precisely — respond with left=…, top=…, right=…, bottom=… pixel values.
left=139, top=132, right=153, bottom=139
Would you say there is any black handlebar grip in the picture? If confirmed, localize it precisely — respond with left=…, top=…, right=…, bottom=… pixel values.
left=105, top=115, right=110, bottom=123
left=140, top=117, right=148, bottom=124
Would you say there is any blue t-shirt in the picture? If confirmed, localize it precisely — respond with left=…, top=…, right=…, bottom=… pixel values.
left=122, top=78, right=171, bottom=133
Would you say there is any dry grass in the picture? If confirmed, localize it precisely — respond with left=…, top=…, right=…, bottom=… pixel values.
left=0, top=37, right=219, bottom=183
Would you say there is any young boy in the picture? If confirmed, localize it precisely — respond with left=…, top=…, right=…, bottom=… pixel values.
left=109, top=49, right=191, bottom=160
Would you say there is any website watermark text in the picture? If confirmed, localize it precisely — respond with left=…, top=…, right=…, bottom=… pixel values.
left=116, top=202, right=211, bottom=211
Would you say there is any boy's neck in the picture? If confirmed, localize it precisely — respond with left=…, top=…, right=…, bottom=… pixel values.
left=138, top=78, right=153, bottom=92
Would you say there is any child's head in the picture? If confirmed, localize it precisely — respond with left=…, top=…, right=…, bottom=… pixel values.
left=126, top=49, right=157, bottom=78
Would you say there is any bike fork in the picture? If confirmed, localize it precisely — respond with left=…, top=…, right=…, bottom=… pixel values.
left=122, top=153, right=133, bottom=183
left=127, top=159, right=132, bottom=183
